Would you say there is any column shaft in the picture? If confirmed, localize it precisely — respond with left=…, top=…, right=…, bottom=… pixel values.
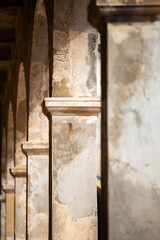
left=45, top=97, right=101, bottom=240
left=22, top=143, right=49, bottom=240
left=10, top=167, right=26, bottom=240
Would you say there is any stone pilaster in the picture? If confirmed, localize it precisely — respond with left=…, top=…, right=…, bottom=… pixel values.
left=22, top=142, right=49, bottom=240
left=2, top=185, right=14, bottom=240
left=0, top=193, right=6, bottom=240
left=45, top=97, right=101, bottom=240
left=10, top=167, right=26, bottom=240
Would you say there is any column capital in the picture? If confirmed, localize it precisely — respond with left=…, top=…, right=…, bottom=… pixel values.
left=96, top=0, right=160, bottom=21
left=2, top=184, right=14, bottom=194
left=44, top=97, right=101, bottom=116
left=22, top=142, right=49, bottom=156
left=10, top=167, right=26, bottom=178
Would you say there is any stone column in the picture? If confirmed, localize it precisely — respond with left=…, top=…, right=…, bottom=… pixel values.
left=0, top=194, right=6, bottom=240
left=96, top=1, right=160, bottom=239
left=10, top=167, right=26, bottom=240
left=45, top=97, right=101, bottom=240
left=2, top=185, right=14, bottom=240
left=22, top=142, right=49, bottom=240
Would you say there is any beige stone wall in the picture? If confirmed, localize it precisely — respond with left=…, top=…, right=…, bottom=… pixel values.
left=108, top=21, right=160, bottom=240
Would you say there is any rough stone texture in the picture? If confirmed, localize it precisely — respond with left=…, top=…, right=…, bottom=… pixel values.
left=28, top=154, right=49, bottom=240
left=53, top=0, right=100, bottom=97
left=52, top=202, right=97, bottom=240
left=29, top=0, right=49, bottom=142
left=108, top=22, right=160, bottom=240
left=52, top=116, right=98, bottom=239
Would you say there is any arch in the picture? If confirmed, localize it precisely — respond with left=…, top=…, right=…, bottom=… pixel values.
left=28, top=0, right=49, bottom=142
left=7, top=102, right=14, bottom=185
left=16, top=63, right=27, bottom=166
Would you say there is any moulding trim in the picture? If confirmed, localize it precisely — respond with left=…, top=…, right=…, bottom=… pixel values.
left=2, top=184, right=14, bottom=194
left=96, top=0, right=160, bottom=6
left=96, top=0, right=160, bottom=21
left=10, top=167, right=26, bottom=178
left=22, top=142, right=49, bottom=156
left=0, top=193, right=6, bottom=202
left=44, top=97, right=101, bottom=116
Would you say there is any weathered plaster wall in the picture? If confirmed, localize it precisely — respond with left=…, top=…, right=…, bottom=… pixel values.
left=52, top=116, right=98, bottom=240
left=51, top=1, right=101, bottom=238
left=108, top=22, right=160, bottom=240
left=53, top=0, right=100, bottom=97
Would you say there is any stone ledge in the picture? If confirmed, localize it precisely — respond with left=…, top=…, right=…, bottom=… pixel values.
left=10, top=167, right=26, bottom=178
left=96, top=0, right=160, bottom=6
left=22, top=142, right=49, bottom=156
left=44, top=97, right=101, bottom=116
left=96, top=0, right=160, bottom=21
left=2, top=184, right=14, bottom=194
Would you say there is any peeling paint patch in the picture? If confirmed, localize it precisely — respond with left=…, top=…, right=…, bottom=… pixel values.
left=52, top=201, right=97, bottom=240
left=57, top=137, right=97, bottom=220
